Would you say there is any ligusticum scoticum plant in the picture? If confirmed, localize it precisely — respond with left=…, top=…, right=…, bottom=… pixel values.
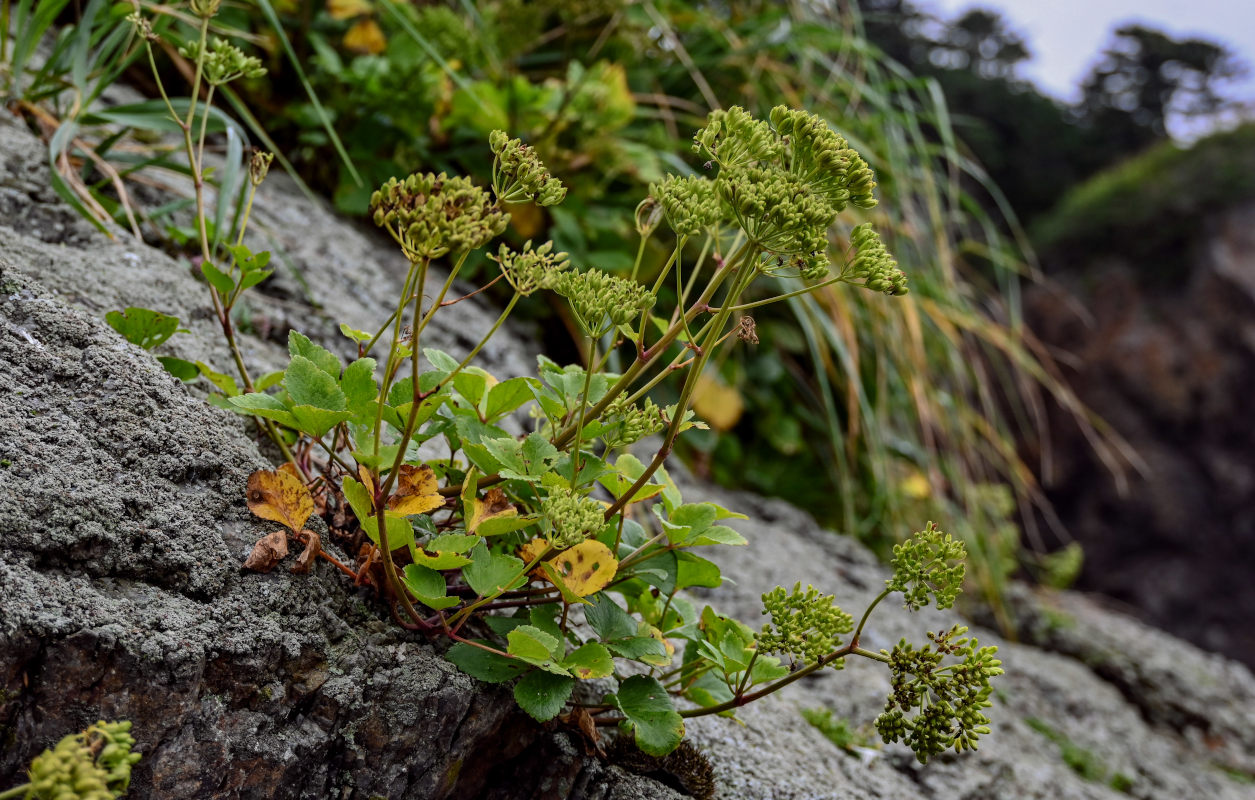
left=127, top=1, right=1001, bottom=762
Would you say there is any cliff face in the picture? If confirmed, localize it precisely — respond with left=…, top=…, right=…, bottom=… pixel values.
left=2, top=108, right=1254, bottom=799
left=1027, top=200, right=1255, bottom=667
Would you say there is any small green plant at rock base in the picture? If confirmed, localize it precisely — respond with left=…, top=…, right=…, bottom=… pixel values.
left=122, top=3, right=1003, bottom=762
left=0, top=720, right=141, bottom=800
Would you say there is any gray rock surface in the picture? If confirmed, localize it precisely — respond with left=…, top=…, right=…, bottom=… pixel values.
left=2, top=109, right=1253, bottom=799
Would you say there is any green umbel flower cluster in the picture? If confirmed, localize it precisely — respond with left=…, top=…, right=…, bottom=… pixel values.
left=494, top=240, right=570, bottom=296
left=601, top=396, right=665, bottom=448
left=542, top=487, right=606, bottom=548
left=886, top=521, right=967, bottom=611
left=692, top=106, right=783, bottom=168
left=178, top=38, right=265, bottom=86
left=489, top=131, right=567, bottom=207
left=649, top=175, right=722, bottom=237
left=553, top=270, right=656, bottom=336
left=770, top=107, right=878, bottom=211
left=718, top=166, right=834, bottom=257
left=875, top=625, right=1002, bottom=763
left=758, top=583, right=855, bottom=667
left=370, top=173, right=509, bottom=260
left=846, top=224, right=909, bottom=296
left=24, top=720, right=141, bottom=800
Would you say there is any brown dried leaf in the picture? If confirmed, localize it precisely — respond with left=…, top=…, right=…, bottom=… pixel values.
left=562, top=706, right=601, bottom=755
left=389, top=464, right=444, bottom=516
left=246, top=468, right=313, bottom=532
left=291, top=530, right=321, bottom=574
left=469, top=487, right=516, bottom=533
left=243, top=530, right=289, bottom=572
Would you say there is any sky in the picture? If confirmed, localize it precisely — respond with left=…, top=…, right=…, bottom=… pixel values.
left=928, top=0, right=1255, bottom=114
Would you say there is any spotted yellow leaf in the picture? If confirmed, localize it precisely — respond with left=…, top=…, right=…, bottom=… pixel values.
left=246, top=468, right=313, bottom=533
left=470, top=487, right=517, bottom=533
left=389, top=464, right=444, bottom=516
left=548, top=540, right=618, bottom=597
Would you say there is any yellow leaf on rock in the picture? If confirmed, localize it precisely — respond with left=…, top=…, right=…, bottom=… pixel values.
left=343, top=18, right=386, bottom=54
left=389, top=464, right=444, bottom=516
left=548, top=540, right=618, bottom=597
left=246, top=468, right=313, bottom=532
left=692, top=374, right=743, bottom=431
left=328, top=0, right=372, bottom=20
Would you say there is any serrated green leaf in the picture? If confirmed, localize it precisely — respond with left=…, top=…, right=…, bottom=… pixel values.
left=676, top=552, right=723, bottom=590
left=402, top=564, right=460, bottom=610
left=341, top=357, right=378, bottom=416
left=463, top=542, right=526, bottom=597
left=484, top=377, right=535, bottom=420
left=340, top=322, right=373, bottom=344
left=611, top=675, right=684, bottom=756
left=514, top=670, right=575, bottom=722
left=289, top=405, right=353, bottom=439
left=446, top=642, right=527, bottom=683
left=255, top=370, right=285, bottom=391
left=424, top=347, right=460, bottom=372
left=585, top=593, right=637, bottom=641
left=285, top=355, right=347, bottom=412
left=288, top=330, right=342, bottom=376
left=476, top=514, right=538, bottom=537
left=507, top=625, right=562, bottom=661
left=227, top=392, right=297, bottom=427
left=452, top=369, right=490, bottom=410
left=484, top=432, right=559, bottom=482
left=564, top=643, right=614, bottom=679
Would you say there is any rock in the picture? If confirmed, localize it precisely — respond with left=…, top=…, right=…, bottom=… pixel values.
left=2, top=109, right=1253, bottom=799
left=1027, top=200, right=1255, bottom=666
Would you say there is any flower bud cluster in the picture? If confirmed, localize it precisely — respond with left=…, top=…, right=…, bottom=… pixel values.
left=249, top=151, right=274, bottom=187
left=886, top=521, right=966, bottom=611
left=846, top=224, right=909, bottom=296
left=758, top=582, right=854, bottom=667
left=770, top=107, right=878, bottom=211
left=649, top=175, right=722, bottom=237
left=692, top=106, right=783, bottom=168
left=542, top=487, right=606, bottom=548
left=602, top=396, right=665, bottom=448
left=718, top=165, right=834, bottom=257
left=875, top=626, right=1002, bottom=763
left=25, top=720, right=141, bottom=800
left=554, top=270, right=656, bottom=336
left=494, top=240, right=570, bottom=296
left=178, top=38, right=265, bottom=86
left=489, top=130, right=567, bottom=207
left=370, top=173, right=509, bottom=260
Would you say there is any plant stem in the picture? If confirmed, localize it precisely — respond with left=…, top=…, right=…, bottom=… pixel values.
left=570, top=335, right=597, bottom=489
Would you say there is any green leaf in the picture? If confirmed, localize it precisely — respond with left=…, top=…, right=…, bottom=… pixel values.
left=200, top=261, right=236, bottom=295
left=402, top=564, right=460, bottom=610
left=452, top=369, right=490, bottom=410
left=507, top=625, right=563, bottom=663
left=288, top=330, right=342, bottom=376
left=196, top=361, right=240, bottom=397
left=463, top=542, right=526, bottom=597
left=284, top=355, right=347, bottom=411
left=341, top=357, right=378, bottom=416
left=476, top=514, right=538, bottom=538
left=341, top=477, right=374, bottom=529
left=484, top=432, right=560, bottom=482
left=288, top=405, right=353, bottom=439
left=255, top=370, right=286, bottom=391
left=227, top=392, right=297, bottom=427
left=446, top=642, right=527, bottom=683
left=105, top=307, right=186, bottom=350
left=564, top=643, right=614, bottom=680
left=675, top=552, right=723, bottom=590
left=610, top=676, right=684, bottom=756
left=484, top=377, right=535, bottom=420
left=157, top=356, right=198, bottom=382
left=423, top=347, right=460, bottom=372
left=412, top=533, right=477, bottom=570
left=514, top=670, right=575, bottom=722
left=585, top=593, right=637, bottom=641
left=339, top=322, right=373, bottom=344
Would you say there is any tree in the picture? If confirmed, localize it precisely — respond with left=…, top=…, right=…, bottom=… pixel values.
left=1078, top=25, right=1246, bottom=145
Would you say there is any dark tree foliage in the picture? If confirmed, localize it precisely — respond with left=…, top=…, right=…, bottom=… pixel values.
left=853, top=1, right=1244, bottom=226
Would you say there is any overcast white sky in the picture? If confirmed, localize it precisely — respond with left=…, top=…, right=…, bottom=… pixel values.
left=928, top=0, right=1255, bottom=107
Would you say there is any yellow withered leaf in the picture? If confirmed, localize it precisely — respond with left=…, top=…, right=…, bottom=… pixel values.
left=246, top=468, right=313, bottom=533
left=470, top=488, right=517, bottom=533
left=327, top=0, right=372, bottom=20
left=691, top=374, right=744, bottom=432
left=343, top=18, right=386, bottom=55
left=548, top=540, right=618, bottom=597
left=389, top=464, right=444, bottom=516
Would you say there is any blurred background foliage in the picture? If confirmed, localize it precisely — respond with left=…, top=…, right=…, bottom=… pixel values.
left=13, top=0, right=1250, bottom=628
